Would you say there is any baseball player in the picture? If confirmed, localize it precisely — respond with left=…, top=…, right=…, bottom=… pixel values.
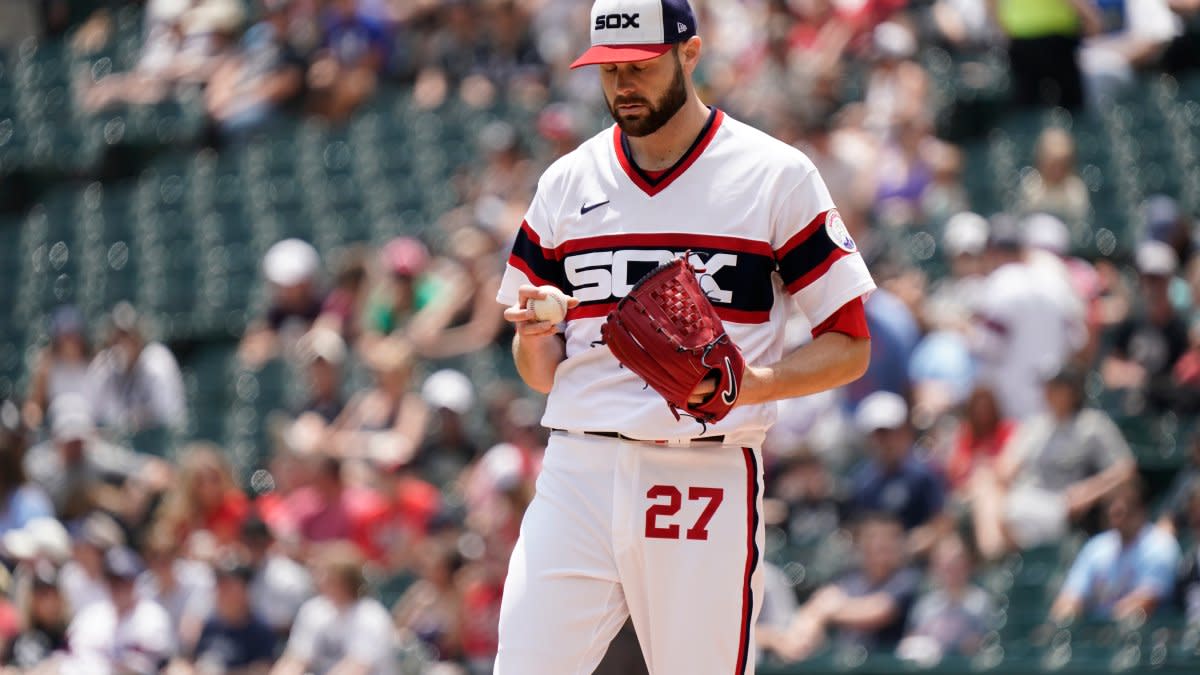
left=495, top=1, right=876, bottom=672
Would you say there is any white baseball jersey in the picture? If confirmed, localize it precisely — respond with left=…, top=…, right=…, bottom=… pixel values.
left=498, top=108, right=876, bottom=442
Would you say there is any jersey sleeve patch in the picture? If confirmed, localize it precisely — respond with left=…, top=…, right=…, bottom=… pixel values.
left=776, top=209, right=855, bottom=294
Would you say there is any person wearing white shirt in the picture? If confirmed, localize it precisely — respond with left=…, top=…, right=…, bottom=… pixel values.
left=87, top=302, right=186, bottom=433
left=61, top=547, right=175, bottom=675
left=269, top=543, right=395, bottom=675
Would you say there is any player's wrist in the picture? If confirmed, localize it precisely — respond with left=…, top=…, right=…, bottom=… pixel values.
left=735, top=365, right=775, bottom=407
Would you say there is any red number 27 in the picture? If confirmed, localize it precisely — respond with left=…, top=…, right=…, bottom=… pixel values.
left=645, top=485, right=724, bottom=541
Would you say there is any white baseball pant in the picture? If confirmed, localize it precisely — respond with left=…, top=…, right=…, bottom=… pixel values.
left=495, top=431, right=765, bottom=675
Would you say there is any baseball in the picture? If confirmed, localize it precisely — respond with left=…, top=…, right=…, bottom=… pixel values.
left=527, top=286, right=570, bottom=323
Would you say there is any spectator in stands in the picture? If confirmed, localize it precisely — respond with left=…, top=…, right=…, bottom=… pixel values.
left=1078, top=0, right=1182, bottom=104
left=284, top=455, right=359, bottom=547
left=0, top=417, right=53, bottom=537
left=1175, top=483, right=1200, bottom=626
left=1102, top=241, right=1191, bottom=409
left=22, top=305, right=92, bottom=430
left=328, top=338, right=428, bottom=467
left=774, top=512, right=922, bottom=662
left=410, top=227, right=507, bottom=360
left=925, top=212, right=990, bottom=331
left=850, top=392, right=950, bottom=556
left=204, top=0, right=306, bottom=140
left=137, top=529, right=214, bottom=654
left=994, top=0, right=1101, bottom=109
left=2, top=561, right=69, bottom=670
left=305, top=0, right=390, bottom=122
left=241, top=240, right=324, bottom=368
left=270, top=543, right=395, bottom=675
left=317, top=246, right=370, bottom=344
left=392, top=539, right=465, bottom=664
left=898, top=535, right=996, bottom=661
left=59, top=511, right=125, bottom=614
left=24, top=394, right=170, bottom=522
left=1018, top=128, right=1090, bottom=224
left=239, top=517, right=313, bottom=638
left=1050, top=479, right=1181, bottom=623
left=971, top=219, right=1085, bottom=419
left=79, top=0, right=245, bottom=112
left=845, top=259, right=921, bottom=406
left=415, top=368, right=479, bottom=488
left=769, top=452, right=848, bottom=548
left=356, top=454, right=441, bottom=568
left=971, top=366, right=1137, bottom=560
left=183, top=554, right=279, bottom=675
left=1162, top=0, right=1200, bottom=73
left=293, top=328, right=347, bottom=424
left=360, top=236, right=436, bottom=352
left=87, top=302, right=186, bottom=433
left=862, top=22, right=930, bottom=139
left=62, top=547, right=174, bottom=674
left=153, top=442, right=249, bottom=545
left=942, top=386, right=1016, bottom=493
left=1157, top=432, right=1200, bottom=535
left=871, top=115, right=943, bottom=228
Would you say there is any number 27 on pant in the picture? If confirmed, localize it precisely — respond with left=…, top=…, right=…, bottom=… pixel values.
left=645, top=485, right=724, bottom=541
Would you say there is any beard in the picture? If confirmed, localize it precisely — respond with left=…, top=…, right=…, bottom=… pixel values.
left=606, top=55, right=689, bottom=138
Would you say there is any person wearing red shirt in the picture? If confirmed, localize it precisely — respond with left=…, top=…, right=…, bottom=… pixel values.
left=943, top=387, right=1016, bottom=492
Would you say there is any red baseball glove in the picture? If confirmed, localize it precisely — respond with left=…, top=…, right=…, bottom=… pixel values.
left=600, top=254, right=745, bottom=425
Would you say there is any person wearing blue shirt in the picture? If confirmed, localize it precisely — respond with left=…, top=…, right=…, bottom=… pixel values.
left=188, top=556, right=278, bottom=673
left=850, top=392, right=950, bottom=557
left=1050, top=479, right=1182, bottom=623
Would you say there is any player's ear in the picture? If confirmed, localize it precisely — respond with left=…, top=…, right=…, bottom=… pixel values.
left=679, top=36, right=702, bottom=74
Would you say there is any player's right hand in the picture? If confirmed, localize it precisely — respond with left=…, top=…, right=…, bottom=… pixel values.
left=503, top=284, right=579, bottom=338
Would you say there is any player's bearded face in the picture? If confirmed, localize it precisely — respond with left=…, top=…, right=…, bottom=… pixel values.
left=605, top=52, right=688, bottom=138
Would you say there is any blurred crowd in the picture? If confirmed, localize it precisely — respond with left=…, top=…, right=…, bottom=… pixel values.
left=1, top=0, right=1200, bottom=674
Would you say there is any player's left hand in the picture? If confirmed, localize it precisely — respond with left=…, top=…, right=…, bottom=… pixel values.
left=687, top=376, right=717, bottom=406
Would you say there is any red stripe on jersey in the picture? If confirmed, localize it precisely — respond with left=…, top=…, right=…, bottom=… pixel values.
left=507, top=254, right=557, bottom=289
left=565, top=302, right=769, bottom=324
left=734, top=447, right=760, bottom=675
left=614, top=109, right=725, bottom=197
left=811, top=296, right=870, bottom=339
left=774, top=210, right=830, bottom=259
left=555, top=232, right=773, bottom=257
left=784, top=246, right=852, bottom=295
left=519, top=220, right=558, bottom=259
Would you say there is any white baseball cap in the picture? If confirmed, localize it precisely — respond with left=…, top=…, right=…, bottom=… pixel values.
left=855, top=391, right=909, bottom=433
left=1135, top=240, right=1178, bottom=277
left=263, top=239, right=320, bottom=287
left=1023, top=213, right=1071, bottom=255
left=2, top=517, right=71, bottom=562
left=942, top=211, right=989, bottom=257
left=571, top=0, right=698, bottom=69
left=421, top=369, right=475, bottom=415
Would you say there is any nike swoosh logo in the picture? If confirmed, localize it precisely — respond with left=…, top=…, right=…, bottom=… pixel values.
left=720, top=356, right=738, bottom=405
left=580, top=200, right=610, bottom=215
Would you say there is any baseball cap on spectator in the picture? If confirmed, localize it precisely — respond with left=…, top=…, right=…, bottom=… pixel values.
left=182, top=0, right=245, bottom=35
left=49, top=393, right=94, bottom=442
left=570, top=0, right=698, bottom=69
left=147, top=0, right=191, bottom=23
left=1, top=517, right=72, bottom=562
left=264, top=239, right=320, bottom=287
left=297, top=328, right=347, bottom=366
left=49, top=305, right=85, bottom=339
left=854, top=391, right=908, bottom=434
left=382, top=237, right=429, bottom=278
left=1023, top=213, right=1071, bottom=255
left=873, top=21, right=917, bottom=60
left=103, top=546, right=144, bottom=580
left=1136, top=240, right=1178, bottom=277
left=942, top=212, right=989, bottom=257
left=1142, top=195, right=1181, bottom=242
left=987, top=213, right=1023, bottom=251
left=214, top=553, right=256, bottom=582
left=75, top=511, right=126, bottom=550
left=422, top=369, right=475, bottom=415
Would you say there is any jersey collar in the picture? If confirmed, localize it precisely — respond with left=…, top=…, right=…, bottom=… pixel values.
left=613, top=107, right=724, bottom=197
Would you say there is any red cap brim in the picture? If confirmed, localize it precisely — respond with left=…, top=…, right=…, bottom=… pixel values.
left=569, top=43, right=673, bottom=69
